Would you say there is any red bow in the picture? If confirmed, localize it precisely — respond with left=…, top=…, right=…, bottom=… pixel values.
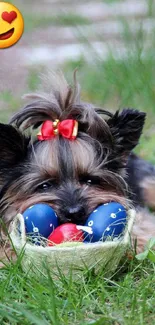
left=37, top=119, right=78, bottom=141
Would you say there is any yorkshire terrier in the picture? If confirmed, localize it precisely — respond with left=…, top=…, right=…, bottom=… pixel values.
left=0, top=71, right=155, bottom=258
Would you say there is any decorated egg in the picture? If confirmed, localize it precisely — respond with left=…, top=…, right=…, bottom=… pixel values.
left=48, top=223, right=84, bottom=246
left=23, top=203, right=58, bottom=243
left=83, top=202, right=127, bottom=243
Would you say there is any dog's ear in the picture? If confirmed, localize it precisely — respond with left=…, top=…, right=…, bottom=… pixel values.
left=107, top=109, right=146, bottom=162
left=0, top=123, right=29, bottom=170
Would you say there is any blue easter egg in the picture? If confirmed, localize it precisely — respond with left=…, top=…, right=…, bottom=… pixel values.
left=23, top=203, right=58, bottom=243
left=84, top=202, right=127, bottom=243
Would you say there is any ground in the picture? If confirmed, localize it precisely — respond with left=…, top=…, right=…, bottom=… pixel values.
left=0, top=0, right=155, bottom=324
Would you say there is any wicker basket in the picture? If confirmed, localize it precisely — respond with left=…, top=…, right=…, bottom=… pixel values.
left=10, top=209, right=136, bottom=278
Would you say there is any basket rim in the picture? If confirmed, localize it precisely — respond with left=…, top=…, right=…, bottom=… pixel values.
left=10, top=209, right=136, bottom=253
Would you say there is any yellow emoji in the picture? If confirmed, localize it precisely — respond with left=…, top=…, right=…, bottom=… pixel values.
left=0, top=2, right=24, bottom=49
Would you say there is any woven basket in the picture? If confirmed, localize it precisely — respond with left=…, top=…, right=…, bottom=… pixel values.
left=10, top=209, right=136, bottom=278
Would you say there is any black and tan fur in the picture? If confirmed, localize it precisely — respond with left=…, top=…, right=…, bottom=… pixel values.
left=0, top=71, right=155, bottom=257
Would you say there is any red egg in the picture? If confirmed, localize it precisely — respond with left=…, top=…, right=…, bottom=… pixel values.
left=48, top=223, right=84, bottom=246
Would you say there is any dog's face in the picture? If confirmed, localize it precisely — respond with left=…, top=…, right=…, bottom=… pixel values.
left=0, top=73, right=146, bottom=228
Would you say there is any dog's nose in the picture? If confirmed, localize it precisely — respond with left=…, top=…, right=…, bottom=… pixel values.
left=66, top=206, right=85, bottom=222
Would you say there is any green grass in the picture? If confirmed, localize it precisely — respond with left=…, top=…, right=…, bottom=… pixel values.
left=64, top=53, right=155, bottom=163
left=63, top=20, right=155, bottom=162
left=0, top=253, right=155, bottom=325
left=0, top=1, right=91, bottom=32
left=23, top=13, right=91, bottom=33
left=0, top=91, right=21, bottom=124
left=27, top=69, right=42, bottom=92
left=102, top=0, right=122, bottom=3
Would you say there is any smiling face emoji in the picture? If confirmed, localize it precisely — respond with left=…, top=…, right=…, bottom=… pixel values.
left=0, top=2, right=24, bottom=49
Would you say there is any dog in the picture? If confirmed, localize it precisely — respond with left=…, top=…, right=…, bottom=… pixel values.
left=0, top=71, right=155, bottom=257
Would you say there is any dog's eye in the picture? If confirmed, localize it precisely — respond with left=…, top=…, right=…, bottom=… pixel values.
left=79, top=176, right=101, bottom=186
left=37, top=181, right=53, bottom=191
left=42, top=183, right=51, bottom=190
left=86, top=179, right=92, bottom=185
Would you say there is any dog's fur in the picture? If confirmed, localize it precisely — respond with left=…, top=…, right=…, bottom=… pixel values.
left=0, top=71, right=155, bottom=256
